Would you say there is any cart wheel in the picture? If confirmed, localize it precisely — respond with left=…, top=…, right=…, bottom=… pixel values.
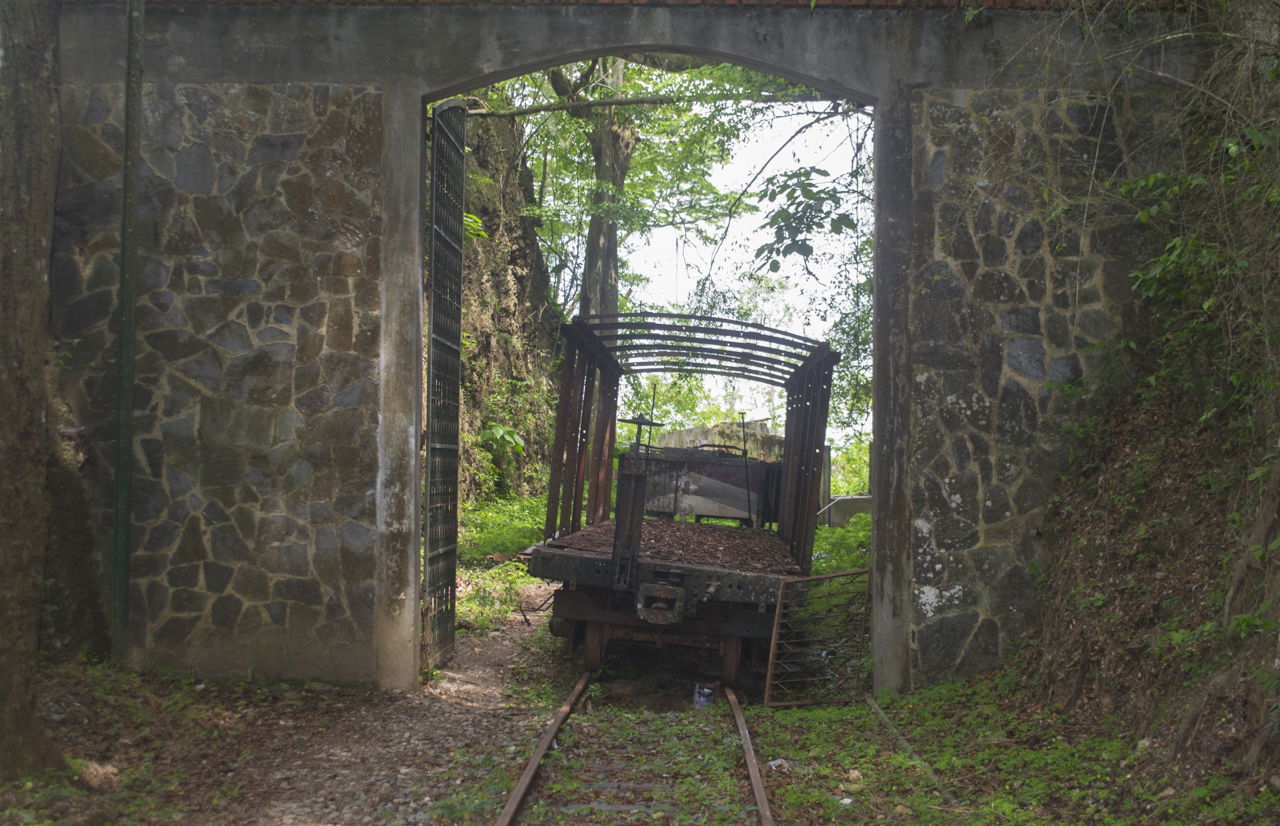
left=720, top=635, right=743, bottom=687
left=583, top=622, right=606, bottom=671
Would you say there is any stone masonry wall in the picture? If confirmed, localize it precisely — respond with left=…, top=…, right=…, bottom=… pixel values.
left=51, top=81, right=386, bottom=680
left=907, top=88, right=1165, bottom=683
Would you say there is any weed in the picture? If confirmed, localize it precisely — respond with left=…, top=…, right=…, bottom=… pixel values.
left=456, top=560, right=539, bottom=633
left=811, top=516, right=870, bottom=574
left=457, top=495, right=545, bottom=565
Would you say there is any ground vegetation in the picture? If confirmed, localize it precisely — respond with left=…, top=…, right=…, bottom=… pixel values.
left=5, top=591, right=1279, bottom=824
left=1022, top=0, right=1280, bottom=784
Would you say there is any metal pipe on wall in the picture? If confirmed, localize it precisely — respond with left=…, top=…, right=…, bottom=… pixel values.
left=111, top=0, right=145, bottom=658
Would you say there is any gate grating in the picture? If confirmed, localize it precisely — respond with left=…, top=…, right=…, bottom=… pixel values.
left=764, top=569, right=871, bottom=707
left=422, top=99, right=467, bottom=668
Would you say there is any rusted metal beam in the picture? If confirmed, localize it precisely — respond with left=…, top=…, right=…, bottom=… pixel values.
left=609, top=341, right=809, bottom=367
left=584, top=311, right=822, bottom=347
left=544, top=344, right=578, bottom=540
left=587, top=369, right=620, bottom=524
left=570, top=356, right=597, bottom=535
left=588, top=320, right=815, bottom=355
left=566, top=317, right=624, bottom=373
left=557, top=341, right=588, bottom=536
left=612, top=469, right=646, bottom=589
left=624, top=365, right=792, bottom=388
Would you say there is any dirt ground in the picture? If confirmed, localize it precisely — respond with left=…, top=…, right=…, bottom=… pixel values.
left=8, top=581, right=744, bottom=826
left=9, top=584, right=561, bottom=825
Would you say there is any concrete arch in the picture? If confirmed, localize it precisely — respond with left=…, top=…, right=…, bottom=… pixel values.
left=55, top=1, right=1191, bottom=693
left=422, top=45, right=876, bottom=108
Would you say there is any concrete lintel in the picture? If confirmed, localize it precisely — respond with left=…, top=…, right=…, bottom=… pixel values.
left=374, top=84, right=425, bottom=692
left=58, top=5, right=1191, bottom=102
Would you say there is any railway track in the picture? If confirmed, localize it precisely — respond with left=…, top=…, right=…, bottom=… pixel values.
left=496, top=673, right=775, bottom=825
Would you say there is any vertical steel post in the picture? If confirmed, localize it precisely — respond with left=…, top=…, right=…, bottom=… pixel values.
left=611, top=467, right=645, bottom=590
left=544, top=341, right=577, bottom=539
left=112, top=0, right=145, bottom=657
left=569, top=357, right=596, bottom=535
left=557, top=344, right=587, bottom=534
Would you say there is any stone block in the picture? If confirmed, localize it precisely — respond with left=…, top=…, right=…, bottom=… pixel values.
left=955, top=618, right=1001, bottom=676
left=170, top=588, right=210, bottom=615
left=989, top=564, right=1039, bottom=622
left=145, top=579, right=169, bottom=623
left=915, top=610, right=978, bottom=680
left=272, top=577, right=324, bottom=606
left=231, top=566, right=270, bottom=602
left=981, top=485, right=1014, bottom=523
left=973, top=270, right=1025, bottom=304
left=347, top=583, right=374, bottom=632
left=935, top=515, right=980, bottom=553
left=996, top=379, right=1037, bottom=446
left=210, top=523, right=252, bottom=563
left=131, top=553, right=168, bottom=579
left=60, top=289, right=113, bottom=336
left=1006, top=336, right=1046, bottom=381
left=203, top=561, right=234, bottom=594
left=144, top=519, right=182, bottom=553
left=999, top=307, right=1040, bottom=335
left=153, top=615, right=200, bottom=648
left=170, top=515, right=208, bottom=565
left=1050, top=354, right=1082, bottom=384
left=167, top=564, right=200, bottom=588
left=261, top=542, right=310, bottom=577
left=211, top=594, right=243, bottom=629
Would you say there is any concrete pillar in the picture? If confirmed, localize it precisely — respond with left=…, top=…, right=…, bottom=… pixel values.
left=375, top=84, right=425, bottom=691
left=871, top=82, right=914, bottom=694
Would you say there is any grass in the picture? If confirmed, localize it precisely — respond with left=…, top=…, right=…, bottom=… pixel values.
left=454, top=495, right=548, bottom=633
left=457, top=494, right=546, bottom=566
left=747, top=671, right=1280, bottom=825
left=456, top=560, right=540, bottom=633
left=427, top=649, right=1280, bottom=825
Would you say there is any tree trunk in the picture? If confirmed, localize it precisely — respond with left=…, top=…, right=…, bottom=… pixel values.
left=577, top=59, right=635, bottom=319
left=0, top=0, right=63, bottom=780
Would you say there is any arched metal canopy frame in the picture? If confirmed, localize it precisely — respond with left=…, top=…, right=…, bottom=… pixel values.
left=581, top=312, right=828, bottom=387
left=544, top=312, right=841, bottom=574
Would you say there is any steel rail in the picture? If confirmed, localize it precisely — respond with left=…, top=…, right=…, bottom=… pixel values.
left=496, top=675, right=777, bottom=826
left=495, top=671, right=592, bottom=826
left=725, top=686, right=776, bottom=826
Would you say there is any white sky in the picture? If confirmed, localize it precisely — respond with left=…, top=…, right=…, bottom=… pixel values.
left=622, top=107, right=866, bottom=423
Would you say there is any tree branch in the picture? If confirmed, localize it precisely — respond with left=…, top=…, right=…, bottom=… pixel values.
left=469, top=93, right=837, bottom=119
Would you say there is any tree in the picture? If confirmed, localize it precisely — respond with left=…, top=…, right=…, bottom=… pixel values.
left=0, top=0, right=64, bottom=779
left=546, top=58, right=634, bottom=317
left=476, top=61, right=874, bottom=434
left=480, top=59, right=821, bottom=316
left=690, top=107, right=876, bottom=430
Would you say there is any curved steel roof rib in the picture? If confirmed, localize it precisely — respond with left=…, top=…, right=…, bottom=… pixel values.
left=575, top=312, right=835, bottom=387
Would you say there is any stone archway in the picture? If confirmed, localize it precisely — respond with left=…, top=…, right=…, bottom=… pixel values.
left=53, top=1, right=1192, bottom=691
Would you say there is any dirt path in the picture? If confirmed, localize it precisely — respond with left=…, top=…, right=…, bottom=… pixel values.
left=14, top=580, right=741, bottom=825
left=215, top=585, right=559, bottom=826
left=14, top=585, right=569, bottom=826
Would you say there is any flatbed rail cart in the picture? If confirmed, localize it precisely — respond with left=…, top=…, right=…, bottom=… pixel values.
left=528, top=313, right=840, bottom=685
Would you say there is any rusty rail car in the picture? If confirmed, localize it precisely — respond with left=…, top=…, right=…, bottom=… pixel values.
left=528, top=313, right=839, bottom=685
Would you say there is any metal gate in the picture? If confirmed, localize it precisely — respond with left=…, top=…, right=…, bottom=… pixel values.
left=422, top=99, right=467, bottom=668
left=764, top=569, right=871, bottom=707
